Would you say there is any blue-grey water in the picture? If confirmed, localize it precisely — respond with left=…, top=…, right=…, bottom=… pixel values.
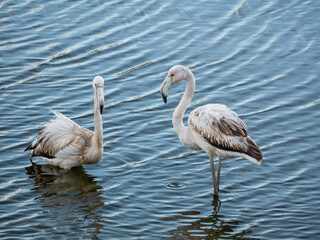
left=1, top=0, right=320, bottom=239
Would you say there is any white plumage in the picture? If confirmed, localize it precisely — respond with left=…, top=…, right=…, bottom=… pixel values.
left=25, top=76, right=105, bottom=169
left=160, top=65, right=263, bottom=196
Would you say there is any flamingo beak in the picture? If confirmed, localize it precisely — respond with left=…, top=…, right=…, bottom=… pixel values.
left=97, top=87, right=104, bottom=114
left=100, top=104, right=103, bottom=114
left=160, top=76, right=172, bottom=104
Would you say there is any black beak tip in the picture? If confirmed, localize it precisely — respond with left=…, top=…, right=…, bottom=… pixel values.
left=100, top=105, right=104, bottom=114
left=161, top=93, right=167, bottom=104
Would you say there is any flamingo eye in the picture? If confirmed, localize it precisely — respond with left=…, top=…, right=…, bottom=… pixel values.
left=171, top=73, right=174, bottom=77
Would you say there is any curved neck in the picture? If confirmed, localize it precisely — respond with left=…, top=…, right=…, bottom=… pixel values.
left=93, top=90, right=103, bottom=149
left=173, top=70, right=195, bottom=135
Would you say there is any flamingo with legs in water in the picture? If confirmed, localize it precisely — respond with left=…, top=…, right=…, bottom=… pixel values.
left=25, top=76, right=105, bottom=169
left=160, top=65, right=263, bottom=196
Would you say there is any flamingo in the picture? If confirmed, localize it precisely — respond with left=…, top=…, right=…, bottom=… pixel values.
left=160, top=65, right=263, bottom=196
left=25, top=76, right=105, bottom=169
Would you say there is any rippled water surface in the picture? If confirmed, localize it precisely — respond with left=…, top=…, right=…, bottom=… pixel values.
left=1, top=0, right=320, bottom=239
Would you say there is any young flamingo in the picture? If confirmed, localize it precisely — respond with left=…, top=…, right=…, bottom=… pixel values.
left=25, top=76, right=105, bottom=169
left=160, top=65, right=263, bottom=196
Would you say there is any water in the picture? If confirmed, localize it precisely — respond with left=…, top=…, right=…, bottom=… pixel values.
left=1, top=0, right=320, bottom=239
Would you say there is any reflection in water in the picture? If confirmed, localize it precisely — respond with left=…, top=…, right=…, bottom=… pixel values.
left=25, top=163, right=104, bottom=239
left=165, top=198, right=255, bottom=239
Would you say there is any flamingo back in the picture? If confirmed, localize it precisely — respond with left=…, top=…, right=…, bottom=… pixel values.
left=188, top=104, right=263, bottom=163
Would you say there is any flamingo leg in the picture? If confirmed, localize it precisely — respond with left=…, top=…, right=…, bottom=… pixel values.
left=209, top=155, right=219, bottom=196
left=216, top=157, right=222, bottom=191
left=29, top=157, right=35, bottom=165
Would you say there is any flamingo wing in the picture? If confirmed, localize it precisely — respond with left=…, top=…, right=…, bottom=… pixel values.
left=25, top=110, right=93, bottom=159
left=189, top=104, right=263, bottom=163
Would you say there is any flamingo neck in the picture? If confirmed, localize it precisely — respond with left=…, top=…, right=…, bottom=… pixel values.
left=93, top=91, right=103, bottom=149
left=173, top=69, right=195, bottom=136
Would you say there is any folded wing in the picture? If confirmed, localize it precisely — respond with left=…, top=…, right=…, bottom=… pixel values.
left=25, top=110, right=93, bottom=159
left=189, top=104, right=263, bottom=163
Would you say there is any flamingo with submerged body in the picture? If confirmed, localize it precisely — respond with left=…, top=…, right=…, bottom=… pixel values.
left=160, top=65, right=263, bottom=196
left=25, top=76, right=105, bottom=169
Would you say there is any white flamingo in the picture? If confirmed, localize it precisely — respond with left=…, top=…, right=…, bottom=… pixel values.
left=160, top=65, right=263, bottom=196
left=25, top=76, right=105, bottom=169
